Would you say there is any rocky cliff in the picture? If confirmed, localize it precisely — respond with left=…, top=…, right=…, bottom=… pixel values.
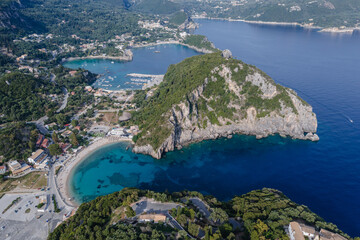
left=132, top=50, right=319, bottom=159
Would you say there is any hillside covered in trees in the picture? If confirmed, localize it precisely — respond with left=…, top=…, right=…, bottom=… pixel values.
left=48, top=188, right=353, bottom=240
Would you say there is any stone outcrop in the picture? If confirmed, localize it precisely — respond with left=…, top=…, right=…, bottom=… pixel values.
left=133, top=54, right=319, bottom=159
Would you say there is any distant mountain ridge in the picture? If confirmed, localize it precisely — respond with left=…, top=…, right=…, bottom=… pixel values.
left=176, top=0, right=360, bottom=29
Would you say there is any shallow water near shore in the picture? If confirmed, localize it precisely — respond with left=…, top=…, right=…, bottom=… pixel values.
left=63, top=44, right=199, bottom=90
left=71, top=20, right=360, bottom=236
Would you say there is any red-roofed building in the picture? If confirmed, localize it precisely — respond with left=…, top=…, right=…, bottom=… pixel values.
left=69, top=70, right=77, bottom=77
left=0, top=165, right=6, bottom=174
left=36, top=134, right=44, bottom=147
left=60, top=143, right=72, bottom=153
left=41, top=139, right=50, bottom=148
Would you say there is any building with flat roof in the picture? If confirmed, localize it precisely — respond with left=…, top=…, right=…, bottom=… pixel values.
left=138, top=214, right=167, bottom=223
left=320, top=229, right=347, bottom=240
left=288, top=222, right=346, bottom=240
left=8, top=160, right=21, bottom=172
left=289, top=222, right=305, bottom=240
left=9, top=162, right=31, bottom=176
left=28, top=149, right=48, bottom=168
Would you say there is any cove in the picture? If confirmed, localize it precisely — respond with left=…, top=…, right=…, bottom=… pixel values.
left=63, top=44, right=199, bottom=90
left=70, top=20, right=360, bottom=236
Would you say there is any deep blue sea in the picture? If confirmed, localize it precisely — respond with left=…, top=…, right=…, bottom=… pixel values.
left=63, top=44, right=198, bottom=90
left=70, top=20, right=360, bottom=236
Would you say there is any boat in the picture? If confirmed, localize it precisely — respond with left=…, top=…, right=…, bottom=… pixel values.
left=154, top=51, right=160, bottom=53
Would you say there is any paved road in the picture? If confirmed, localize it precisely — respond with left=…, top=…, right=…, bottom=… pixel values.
left=0, top=174, right=68, bottom=240
left=50, top=73, right=56, bottom=83
left=56, top=87, right=68, bottom=113
left=32, top=116, right=49, bottom=135
left=229, top=218, right=243, bottom=230
left=189, top=197, right=211, bottom=219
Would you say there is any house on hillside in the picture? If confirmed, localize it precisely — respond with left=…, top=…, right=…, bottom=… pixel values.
left=61, top=130, right=72, bottom=138
left=288, top=221, right=346, bottom=240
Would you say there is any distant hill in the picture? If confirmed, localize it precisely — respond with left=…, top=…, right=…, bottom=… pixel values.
left=0, top=0, right=45, bottom=33
left=176, top=0, right=360, bottom=28
left=131, top=50, right=319, bottom=159
left=128, top=0, right=182, bottom=15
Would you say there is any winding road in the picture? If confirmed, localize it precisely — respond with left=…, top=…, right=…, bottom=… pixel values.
left=30, top=74, right=68, bottom=134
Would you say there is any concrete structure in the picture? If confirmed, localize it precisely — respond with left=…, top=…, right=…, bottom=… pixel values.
left=138, top=214, right=166, bottom=223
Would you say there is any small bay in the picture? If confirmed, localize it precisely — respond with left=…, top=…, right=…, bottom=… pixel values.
left=63, top=44, right=199, bottom=90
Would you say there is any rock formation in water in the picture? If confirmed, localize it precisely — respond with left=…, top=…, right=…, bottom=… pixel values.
left=132, top=50, right=319, bottom=159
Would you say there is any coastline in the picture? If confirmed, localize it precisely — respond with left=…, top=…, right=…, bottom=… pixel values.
left=193, top=16, right=359, bottom=34
left=62, top=50, right=133, bottom=63
left=63, top=41, right=214, bottom=66
left=132, top=40, right=216, bottom=54
left=56, top=137, right=133, bottom=207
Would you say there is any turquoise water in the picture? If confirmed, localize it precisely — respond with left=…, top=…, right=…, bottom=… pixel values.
left=70, top=20, right=360, bottom=235
left=63, top=44, right=199, bottom=90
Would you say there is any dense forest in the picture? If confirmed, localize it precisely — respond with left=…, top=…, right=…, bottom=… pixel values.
left=0, top=72, right=57, bottom=122
left=48, top=188, right=353, bottom=240
left=0, top=122, right=38, bottom=161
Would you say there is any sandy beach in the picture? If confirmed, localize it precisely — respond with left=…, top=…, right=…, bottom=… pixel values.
left=55, top=136, right=133, bottom=207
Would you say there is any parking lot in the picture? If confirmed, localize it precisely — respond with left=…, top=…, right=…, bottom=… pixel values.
left=0, top=193, right=46, bottom=222
left=0, top=193, right=64, bottom=240
left=89, top=125, right=110, bottom=134
left=132, top=198, right=181, bottom=215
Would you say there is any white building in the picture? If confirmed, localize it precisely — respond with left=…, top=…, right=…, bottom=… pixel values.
left=28, top=149, right=48, bottom=168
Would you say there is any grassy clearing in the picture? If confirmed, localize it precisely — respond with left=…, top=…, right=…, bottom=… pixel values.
left=0, top=172, right=47, bottom=193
